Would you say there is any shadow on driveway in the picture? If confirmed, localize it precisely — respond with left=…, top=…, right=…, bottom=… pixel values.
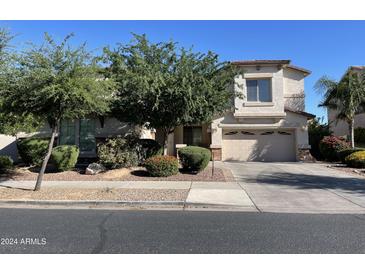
left=255, top=172, right=365, bottom=194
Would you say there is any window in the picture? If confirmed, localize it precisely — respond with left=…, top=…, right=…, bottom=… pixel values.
left=224, top=131, right=238, bottom=136
left=183, top=126, right=202, bottom=146
left=246, top=79, right=272, bottom=102
left=278, top=131, right=292, bottom=135
left=59, top=120, right=76, bottom=145
left=79, top=119, right=96, bottom=152
left=241, top=131, right=255, bottom=135
left=59, top=119, right=96, bottom=153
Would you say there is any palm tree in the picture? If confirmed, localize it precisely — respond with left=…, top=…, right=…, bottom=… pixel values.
left=315, top=69, right=365, bottom=148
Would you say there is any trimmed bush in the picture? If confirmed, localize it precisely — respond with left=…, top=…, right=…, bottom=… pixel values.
left=338, top=148, right=364, bottom=163
left=0, top=156, right=13, bottom=172
left=355, top=127, right=365, bottom=145
left=178, top=146, right=211, bottom=172
left=17, top=138, right=49, bottom=166
left=136, top=139, right=163, bottom=163
left=144, top=155, right=179, bottom=177
left=51, top=145, right=79, bottom=171
left=345, top=151, right=365, bottom=168
left=308, top=118, right=331, bottom=160
left=319, top=136, right=350, bottom=162
left=97, top=137, right=138, bottom=169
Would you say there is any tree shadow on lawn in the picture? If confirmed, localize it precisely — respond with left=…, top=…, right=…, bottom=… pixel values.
left=0, top=168, right=25, bottom=181
left=252, top=172, right=365, bottom=194
left=0, top=169, right=34, bottom=190
left=130, top=169, right=150, bottom=177
left=0, top=164, right=82, bottom=182
left=130, top=168, right=198, bottom=177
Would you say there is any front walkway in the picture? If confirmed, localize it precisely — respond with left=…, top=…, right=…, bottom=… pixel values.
left=224, top=161, right=365, bottom=213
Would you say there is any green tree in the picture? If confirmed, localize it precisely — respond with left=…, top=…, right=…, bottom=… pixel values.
left=0, top=28, right=41, bottom=136
left=1, top=33, right=115, bottom=190
left=103, top=34, right=239, bottom=153
left=315, top=70, right=365, bottom=148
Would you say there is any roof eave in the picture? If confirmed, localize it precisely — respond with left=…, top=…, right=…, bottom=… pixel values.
left=284, top=64, right=311, bottom=76
left=285, top=107, right=316, bottom=119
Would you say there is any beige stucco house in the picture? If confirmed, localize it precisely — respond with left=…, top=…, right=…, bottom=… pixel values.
left=158, top=60, right=314, bottom=162
left=1, top=59, right=314, bottom=163
left=328, top=66, right=365, bottom=137
left=0, top=118, right=154, bottom=161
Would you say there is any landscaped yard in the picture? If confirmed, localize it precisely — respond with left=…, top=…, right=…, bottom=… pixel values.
left=327, top=163, right=365, bottom=177
left=0, top=165, right=233, bottom=182
left=0, top=187, right=188, bottom=201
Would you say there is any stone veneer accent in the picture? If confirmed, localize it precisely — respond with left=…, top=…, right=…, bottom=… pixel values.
left=211, top=148, right=222, bottom=161
left=297, top=148, right=315, bottom=162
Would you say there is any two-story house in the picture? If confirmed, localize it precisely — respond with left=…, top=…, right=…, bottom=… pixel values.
left=0, top=59, right=314, bottom=162
left=159, top=60, right=314, bottom=162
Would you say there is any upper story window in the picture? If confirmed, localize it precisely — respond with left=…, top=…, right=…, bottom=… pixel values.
left=246, top=79, right=272, bottom=102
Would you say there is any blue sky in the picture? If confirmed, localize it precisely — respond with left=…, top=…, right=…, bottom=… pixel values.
left=2, top=20, right=365, bottom=121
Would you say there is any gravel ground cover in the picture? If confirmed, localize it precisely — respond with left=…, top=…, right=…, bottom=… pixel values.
left=328, top=165, right=365, bottom=178
left=0, top=188, right=188, bottom=201
left=0, top=166, right=232, bottom=182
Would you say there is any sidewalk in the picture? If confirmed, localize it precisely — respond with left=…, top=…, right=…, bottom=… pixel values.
left=0, top=179, right=257, bottom=211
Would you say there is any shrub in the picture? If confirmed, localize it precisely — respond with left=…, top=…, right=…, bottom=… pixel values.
left=355, top=127, right=365, bottom=145
left=144, top=155, right=179, bottom=177
left=135, top=139, right=163, bottom=163
left=17, top=138, right=49, bottom=166
left=308, top=118, right=331, bottom=160
left=345, top=151, right=365, bottom=168
left=121, top=132, right=163, bottom=164
left=338, top=148, right=364, bottom=163
left=97, top=137, right=138, bottom=169
left=178, top=146, right=211, bottom=172
left=0, top=156, right=13, bottom=172
left=319, top=136, right=350, bottom=161
left=51, top=145, right=79, bottom=171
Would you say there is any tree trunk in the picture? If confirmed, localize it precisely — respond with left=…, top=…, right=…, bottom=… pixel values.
left=162, top=130, right=169, bottom=156
left=161, top=128, right=174, bottom=156
left=349, top=119, right=355, bottom=148
left=33, top=124, right=58, bottom=191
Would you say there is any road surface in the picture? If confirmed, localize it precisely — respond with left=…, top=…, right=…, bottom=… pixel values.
left=0, top=208, right=364, bottom=253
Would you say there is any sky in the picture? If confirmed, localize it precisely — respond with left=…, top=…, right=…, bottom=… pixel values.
left=2, top=20, right=365, bottom=121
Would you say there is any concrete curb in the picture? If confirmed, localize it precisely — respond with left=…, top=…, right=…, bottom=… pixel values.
left=0, top=199, right=184, bottom=207
left=0, top=199, right=257, bottom=211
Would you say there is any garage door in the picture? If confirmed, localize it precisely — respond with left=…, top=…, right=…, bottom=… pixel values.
left=222, top=129, right=296, bottom=162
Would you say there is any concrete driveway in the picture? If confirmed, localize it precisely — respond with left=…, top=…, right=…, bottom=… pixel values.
left=224, top=162, right=365, bottom=214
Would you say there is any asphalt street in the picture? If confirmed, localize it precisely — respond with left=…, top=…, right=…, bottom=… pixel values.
left=0, top=208, right=365, bottom=253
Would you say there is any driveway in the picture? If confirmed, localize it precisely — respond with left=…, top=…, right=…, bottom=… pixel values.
left=224, top=162, right=365, bottom=214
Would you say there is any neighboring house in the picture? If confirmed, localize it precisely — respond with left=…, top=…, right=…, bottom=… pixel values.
left=157, top=60, right=314, bottom=162
left=0, top=134, right=17, bottom=161
left=328, top=66, right=365, bottom=137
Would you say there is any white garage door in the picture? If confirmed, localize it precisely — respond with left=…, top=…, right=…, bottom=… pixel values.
left=222, top=129, right=296, bottom=162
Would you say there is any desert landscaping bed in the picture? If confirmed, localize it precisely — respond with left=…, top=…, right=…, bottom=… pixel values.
left=327, top=164, right=365, bottom=178
left=0, top=188, right=188, bottom=201
left=0, top=165, right=233, bottom=182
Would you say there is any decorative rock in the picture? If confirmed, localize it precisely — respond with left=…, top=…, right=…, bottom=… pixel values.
left=85, top=163, right=106, bottom=175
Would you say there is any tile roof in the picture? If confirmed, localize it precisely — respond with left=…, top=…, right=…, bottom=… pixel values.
left=285, top=107, right=315, bottom=119
left=231, top=59, right=310, bottom=75
left=231, top=60, right=290, bottom=65
left=285, top=64, right=311, bottom=75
